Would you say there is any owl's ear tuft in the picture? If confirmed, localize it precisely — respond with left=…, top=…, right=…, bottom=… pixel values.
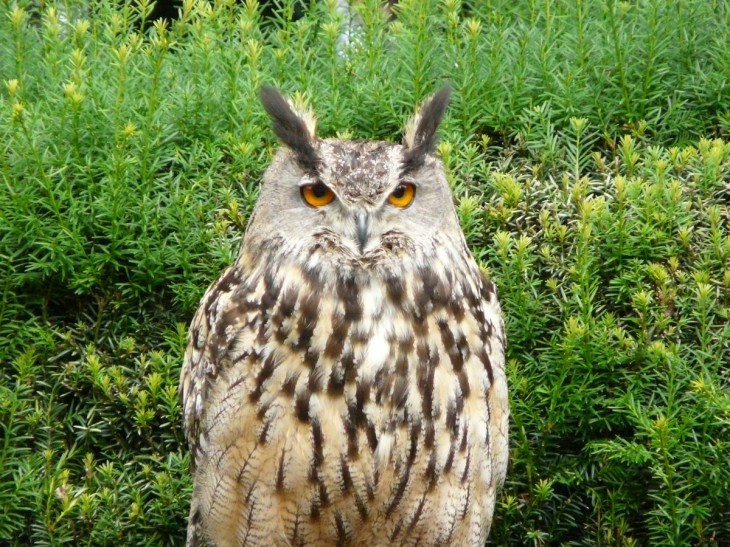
left=259, top=86, right=319, bottom=173
left=402, top=86, right=451, bottom=172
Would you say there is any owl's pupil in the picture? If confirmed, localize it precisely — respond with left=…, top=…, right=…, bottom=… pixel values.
left=392, top=185, right=406, bottom=199
left=312, top=184, right=327, bottom=198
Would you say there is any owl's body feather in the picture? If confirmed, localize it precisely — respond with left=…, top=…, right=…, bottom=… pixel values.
left=181, top=88, right=508, bottom=546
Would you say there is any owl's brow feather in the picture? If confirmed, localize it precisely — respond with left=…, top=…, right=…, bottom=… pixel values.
left=401, top=86, right=451, bottom=176
left=260, top=86, right=320, bottom=175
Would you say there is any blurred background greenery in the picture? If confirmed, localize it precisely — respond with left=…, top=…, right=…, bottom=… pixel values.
left=1, top=0, right=728, bottom=544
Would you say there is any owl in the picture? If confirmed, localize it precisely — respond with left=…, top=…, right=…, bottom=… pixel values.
left=180, top=86, right=508, bottom=546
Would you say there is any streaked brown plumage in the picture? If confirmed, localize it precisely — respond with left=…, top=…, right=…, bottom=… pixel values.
left=180, top=86, right=508, bottom=546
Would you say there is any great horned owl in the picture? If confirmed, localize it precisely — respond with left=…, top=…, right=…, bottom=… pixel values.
left=180, top=86, right=508, bottom=546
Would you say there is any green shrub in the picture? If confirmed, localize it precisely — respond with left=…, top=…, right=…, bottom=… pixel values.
left=480, top=136, right=730, bottom=545
left=0, top=0, right=728, bottom=544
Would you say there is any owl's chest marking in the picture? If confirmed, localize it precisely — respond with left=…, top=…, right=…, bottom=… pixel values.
left=197, top=249, right=503, bottom=545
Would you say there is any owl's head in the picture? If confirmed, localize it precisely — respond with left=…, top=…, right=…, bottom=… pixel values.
left=246, top=86, right=460, bottom=268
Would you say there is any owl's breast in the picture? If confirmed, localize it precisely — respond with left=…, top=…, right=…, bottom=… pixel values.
left=193, top=256, right=507, bottom=546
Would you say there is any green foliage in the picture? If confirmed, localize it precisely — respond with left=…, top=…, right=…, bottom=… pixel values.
left=480, top=136, right=730, bottom=545
left=0, top=0, right=728, bottom=544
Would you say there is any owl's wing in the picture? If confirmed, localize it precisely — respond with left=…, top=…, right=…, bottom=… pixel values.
left=478, top=276, right=510, bottom=488
left=180, top=264, right=256, bottom=465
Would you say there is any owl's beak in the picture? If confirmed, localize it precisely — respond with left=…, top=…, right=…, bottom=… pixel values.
left=355, top=210, right=370, bottom=253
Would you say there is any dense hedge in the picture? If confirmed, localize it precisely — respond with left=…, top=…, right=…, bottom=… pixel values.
left=1, top=0, right=728, bottom=544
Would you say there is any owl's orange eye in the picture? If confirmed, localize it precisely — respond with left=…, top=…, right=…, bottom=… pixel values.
left=388, top=183, right=416, bottom=208
left=301, top=183, right=336, bottom=207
